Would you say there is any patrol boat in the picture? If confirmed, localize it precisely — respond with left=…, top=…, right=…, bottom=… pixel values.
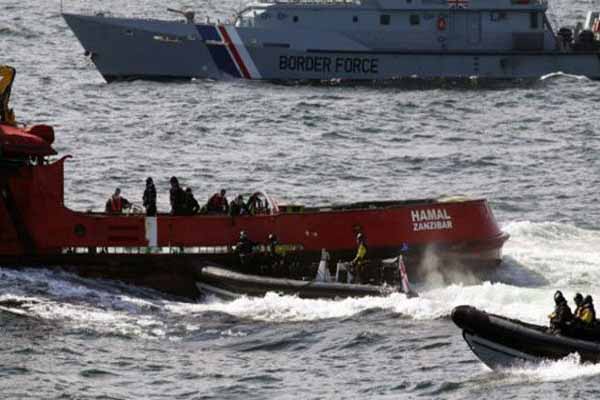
left=63, top=0, right=600, bottom=82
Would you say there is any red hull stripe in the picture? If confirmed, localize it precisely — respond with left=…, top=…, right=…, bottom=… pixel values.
left=218, top=26, right=251, bottom=79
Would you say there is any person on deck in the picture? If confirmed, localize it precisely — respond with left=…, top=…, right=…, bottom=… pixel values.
left=579, top=295, right=596, bottom=325
left=351, top=233, right=368, bottom=284
left=207, top=189, right=229, bottom=214
left=143, top=177, right=157, bottom=217
left=184, top=187, right=200, bottom=215
left=229, top=195, right=247, bottom=217
left=549, top=290, right=573, bottom=333
left=169, top=176, right=186, bottom=216
left=105, top=188, right=131, bottom=214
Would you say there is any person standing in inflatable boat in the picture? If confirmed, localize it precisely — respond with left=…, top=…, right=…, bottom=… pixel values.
left=549, top=291, right=573, bottom=334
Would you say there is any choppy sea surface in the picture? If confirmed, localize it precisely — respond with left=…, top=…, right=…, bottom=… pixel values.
left=2, top=0, right=600, bottom=398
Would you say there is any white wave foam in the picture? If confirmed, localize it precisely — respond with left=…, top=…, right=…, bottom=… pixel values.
left=1, top=220, right=599, bottom=327
left=506, top=353, right=600, bottom=382
left=503, top=221, right=600, bottom=289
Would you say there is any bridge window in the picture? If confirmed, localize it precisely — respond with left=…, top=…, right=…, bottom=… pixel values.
left=530, top=12, right=538, bottom=29
left=353, top=16, right=358, bottom=23
left=410, top=14, right=420, bottom=26
left=380, top=14, right=391, bottom=25
left=293, top=16, right=299, bottom=23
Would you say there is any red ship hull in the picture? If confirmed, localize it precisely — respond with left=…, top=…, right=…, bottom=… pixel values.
left=1, top=150, right=508, bottom=296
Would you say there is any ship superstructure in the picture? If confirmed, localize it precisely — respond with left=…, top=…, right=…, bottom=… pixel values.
left=63, top=0, right=600, bottom=81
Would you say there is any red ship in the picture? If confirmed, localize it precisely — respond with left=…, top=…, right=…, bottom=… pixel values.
left=0, top=66, right=508, bottom=297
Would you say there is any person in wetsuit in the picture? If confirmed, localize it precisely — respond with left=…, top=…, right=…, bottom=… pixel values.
left=183, top=187, right=200, bottom=215
left=573, top=292, right=584, bottom=320
left=105, top=188, right=131, bottom=214
left=549, top=290, right=573, bottom=333
left=169, top=176, right=186, bottom=216
left=235, top=231, right=256, bottom=271
left=142, top=177, right=157, bottom=216
left=351, top=233, right=368, bottom=284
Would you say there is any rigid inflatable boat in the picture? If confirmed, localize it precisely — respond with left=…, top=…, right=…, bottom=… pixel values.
left=196, top=254, right=418, bottom=300
left=452, top=305, right=600, bottom=370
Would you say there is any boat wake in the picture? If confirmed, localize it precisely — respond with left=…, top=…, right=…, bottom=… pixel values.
left=0, top=220, right=598, bottom=333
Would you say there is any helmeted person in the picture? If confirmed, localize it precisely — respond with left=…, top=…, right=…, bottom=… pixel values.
left=548, top=290, right=573, bottom=333
left=142, top=177, right=157, bottom=216
left=229, top=194, right=248, bottom=217
left=235, top=230, right=255, bottom=270
left=184, top=187, right=200, bottom=215
left=573, top=293, right=584, bottom=320
left=169, top=176, right=186, bottom=216
left=579, top=295, right=596, bottom=325
left=266, top=233, right=283, bottom=264
left=351, top=233, right=368, bottom=284
left=207, top=189, right=229, bottom=214
left=105, top=188, right=131, bottom=214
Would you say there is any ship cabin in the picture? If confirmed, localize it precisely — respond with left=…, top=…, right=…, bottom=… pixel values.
left=234, top=0, right=558, bottom=52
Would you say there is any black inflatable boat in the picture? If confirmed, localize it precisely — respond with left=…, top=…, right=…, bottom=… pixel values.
left=196, top=265, right=417, bottom=300
left=452, top=305, right=600, bottom=370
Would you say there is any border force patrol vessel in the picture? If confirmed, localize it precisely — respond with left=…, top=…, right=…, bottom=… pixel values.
left=63, top=0, right=600, bottom=82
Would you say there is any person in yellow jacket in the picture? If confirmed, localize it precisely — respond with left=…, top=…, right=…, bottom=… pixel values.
left=351, top=233, right=368, bottom=283
left=579, top=295, right=596, bottom=325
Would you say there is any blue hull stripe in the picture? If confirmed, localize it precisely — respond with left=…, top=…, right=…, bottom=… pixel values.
left=195, top=25, right=241, bottom=78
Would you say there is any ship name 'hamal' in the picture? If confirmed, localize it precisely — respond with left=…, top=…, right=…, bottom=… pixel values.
left=411, top=209, right=453, bottom=232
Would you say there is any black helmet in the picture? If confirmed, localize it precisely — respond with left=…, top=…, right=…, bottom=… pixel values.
left=146, top=177, right=153, bottom=184
left=170, top=176, right=178, bottom=184
left=585, top=295, right=594, bottom=305
left=574, top=293, right=584, bottom=306
left=554, top=290, right=565, bottom=305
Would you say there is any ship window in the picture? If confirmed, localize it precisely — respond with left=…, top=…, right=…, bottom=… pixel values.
left=529, top=12, right=538, bottom=29
left=293, top=16, right=299, bottom=23
left=410, top=14, right=420, bottom=26
left=380, top=14, right=390, bottom=25
left=353, top=16, right=358, bottom=23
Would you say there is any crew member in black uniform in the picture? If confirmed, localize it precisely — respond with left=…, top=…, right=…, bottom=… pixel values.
left=169, top=176, right=186, bottom=216
left=573, top=292, right=584, bottom=320
left=184, top=187, right=200, bottom=215
left=549, top=290, right=573, bottom=334
left=229, top=195, right=247, bottom=216
left=143, top=177, right=157, bottom=216
left=235, top=231, right=255, bottom=272
left=265, top=233, right=284, bottom=275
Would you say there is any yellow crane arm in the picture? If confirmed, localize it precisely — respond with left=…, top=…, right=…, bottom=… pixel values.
left=0, top=65, right=17, bottom=126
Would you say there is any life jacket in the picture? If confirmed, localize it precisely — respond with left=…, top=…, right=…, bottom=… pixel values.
left=110, top=196, right=123, bottom=213
left=580, top=304, right=596, bottom=324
